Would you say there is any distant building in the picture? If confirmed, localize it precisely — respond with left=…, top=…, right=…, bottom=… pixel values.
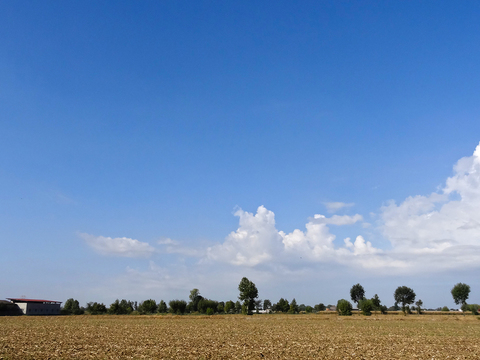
left=7, top=298, right=62, bottom=315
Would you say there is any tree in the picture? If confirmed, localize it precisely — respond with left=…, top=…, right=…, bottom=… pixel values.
left=234, top=301, right=242, bottom=314
left=359, top=298, right=374, bottom=316
left=314, top=303, right=326, bottom=312
left=157, top=300, right=167, bottom=313
left=350, top=284, right=365, bottom=306
left=274, top=298, right=290, bottom=313
left=138, top=299, right=157, bottom=314
left=305, top=305, right=313, bottom=313
left=371, top=294, right=381, bottom=314
left=169, top=300, right=187, bottom=314
left=451, top=283, right=470, bottom=307
left=394, top=286, right=416, bottom=314
left=63, top=298, right=84, bottom=315
left=288, top=298, right=299, bottom=314
left=337, top=299, right=353, bottom=316
left=238, top=277, right=258, bottom=315
left=86, top=302, right=107, bottom=315
left=263, top=299, right=272, bottom=311
left=415, top=299, right=423, bottom=314
left=188, top=288, right=203, bottom=312
left=224, top=300, right=235, bottom=314
left=254, top=299, right=262, bottom=314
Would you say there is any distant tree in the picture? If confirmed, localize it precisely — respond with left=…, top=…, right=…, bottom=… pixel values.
left=86, top=302, right=107, bottom=315
left=63, top=298, right=84, bottom=315
left=415, top=299, right=423, bottom=314
left=441, top=306, right=450, bottom=312
left=198, top=299, right=218, bottom=314
left=305, top=306, right=313, bottom=313
left=188, top=288, right=203, bottom=312
left=157, top=300, right=167, bottom=314
left=263, top=299, right=272, bottom=311
left=234, top=301, right=242, bottom=314
left=217, top=302, right=225, bottom=313
left=314, top=303, right=326, bottom=312
left=298, top=304, right=306, bottom=312
left=169, top=300, right=187, bottom=314
left=451, top=283, right=470, bottom=307
left=238, top=277, right=258, bottom=315
left=350, top=284, right=365, bottom=307
left=394, top=286, right=416, bottom=314
left=274, top=298, right=290, bottom=313
left=337, top=299, right=353, bottom=316
left=254, top=299, right=262, bottom=314
left=206, top=308, right=214, bottom=315
left=108, top=299, right=133, bottom=315
left=224, top=300, right=235, bottom=314
left=359, top=298, right=374, bottom=316
left=138, top=299, right=157, bottom=314
left=288, top=298, right=299, bottom=314
left=371, top=294, right=381, bottom=314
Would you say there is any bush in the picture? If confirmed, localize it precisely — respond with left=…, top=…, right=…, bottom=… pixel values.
left=169, top=300, right=187, bottom=314
left=380, top=305, right=388, bottom=314
left=359, top=298, right=374, bottom=316
left=206, top=308, right=214, bottom=315
left=337, top=299, right=352, bottom=316
left=441, top=306, right=450, bottom=312
left=86, top=302, right=107, bottom=315
left=305, top=306, right=313, bottom=313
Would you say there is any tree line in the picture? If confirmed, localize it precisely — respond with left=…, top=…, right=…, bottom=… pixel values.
left=337, top=282, right=478, bottom=316
left=60, top=278, right=478, bottom=316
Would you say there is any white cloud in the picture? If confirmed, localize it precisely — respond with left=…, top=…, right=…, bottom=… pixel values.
left=324, top=202, right=354, bottom=213
left=379, top=142, right=480, bottom=270
left=206, top=206, right=284, bottom=266
left=80, top=233, right=155, bottom=258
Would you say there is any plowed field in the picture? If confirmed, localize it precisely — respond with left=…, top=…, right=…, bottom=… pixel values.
left=1, top=314, right=480, bottom=359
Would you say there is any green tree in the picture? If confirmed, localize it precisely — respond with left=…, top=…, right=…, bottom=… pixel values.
left=138, top=299, right=157, bottom=314
left=415, top=299, right=423, bottom=314
left=451, top=283, right=470, bottom=307
left=217, top=302, right=224, bottom=313
left=234, top=301, right=242, bottom=314
left=371, top=294, right=381, bottom=314
left=350, top=284, right=365, bottom=307
left=288, top=298, right=299, bottom=314
left=238, top=277, right=258, bottom=315
left=169, top=300, right=187, bottom=314
left=224, top=300, right=235, bottom=314
left=337, top=299, right=353, bottom=316
left=157, top=300, right=167, bottom=313
left=314, top=303, right=326, bottom=312
left=63, top=298, right=84, bottom=315
left=305, top=305, right=313, bottom=313
left=359, top=298, right=374, bottom=316
left=86, top=302, right=107, bottom=315
left=394, top=286, right=416, bottom=314
left=274, top=298, right=290, bottom=313
left=188, top=288, right=203, bottom=312
left=263, top=299, right=272, bottom=311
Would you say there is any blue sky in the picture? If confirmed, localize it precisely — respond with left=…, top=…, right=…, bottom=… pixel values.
left=2, top=1, right=480, bottom=308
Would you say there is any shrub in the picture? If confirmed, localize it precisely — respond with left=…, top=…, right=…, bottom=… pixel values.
left=169, top=300, right=187, bottom=314
left=206, top=308, right=214, bottom=315
left=305, top=306, right=313, bottom=313
left=337, top=299, right=352, bottom=316
left=359, top=298, right=374, bottom=316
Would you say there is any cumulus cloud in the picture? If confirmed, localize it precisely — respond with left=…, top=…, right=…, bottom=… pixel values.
left=378, top=142, right=480, bottom=270
left=206, top=205, right=370, bottom=267
left=80, top=233, right=155, bottom=258
left=324, top=202, right=354, bottom=213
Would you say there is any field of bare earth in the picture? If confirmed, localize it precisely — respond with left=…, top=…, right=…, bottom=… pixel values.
left=1, top=314, right=480, bottom=359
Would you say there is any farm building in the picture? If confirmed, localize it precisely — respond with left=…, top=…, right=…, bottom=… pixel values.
left=6, top=298, right=62, bottom=315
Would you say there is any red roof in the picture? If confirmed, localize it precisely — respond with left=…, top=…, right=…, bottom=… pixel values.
left=7, top=298, right=62, bottom=304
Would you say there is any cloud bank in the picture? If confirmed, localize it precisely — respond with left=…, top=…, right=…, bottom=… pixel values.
left=82, top=142, right=480, bottom=275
